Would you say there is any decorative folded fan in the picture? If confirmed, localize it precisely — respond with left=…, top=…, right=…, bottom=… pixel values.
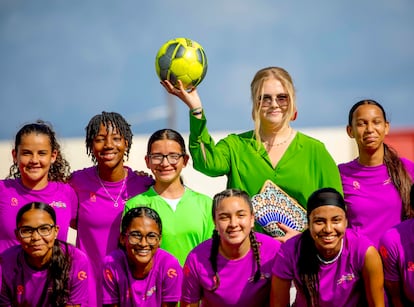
left=251, top=180, right=308, bottom=237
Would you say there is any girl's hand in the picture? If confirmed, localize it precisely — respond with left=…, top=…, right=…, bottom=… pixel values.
left=275, top=223, right=301, bottom=243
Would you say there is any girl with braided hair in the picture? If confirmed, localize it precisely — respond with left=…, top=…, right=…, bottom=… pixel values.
left=0, top=121, right=77, bottom=253
left=70, top=111, right=154, bottom=306
left=0, top=202, right=90, bottom=306
left=339, top=100, right=414, bottom=248
left=181, top=189, right=281, bottom=306
left=271, top=188, right=384, bottom=307
left=102, top=206, right=182, bottom=306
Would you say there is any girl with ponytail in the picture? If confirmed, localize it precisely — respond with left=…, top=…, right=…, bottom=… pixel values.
left=181, top=189, right=281, bottom=307
left=339, top=100, right=414, bottom=247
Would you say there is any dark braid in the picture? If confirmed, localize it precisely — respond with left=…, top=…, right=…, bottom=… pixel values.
left=209, top=229, right=221, bottom=291
left=209, top=188, right=261, bottom=291
left=348, top=100, right=413, bottom=219
left=249, top=231, right=262, bottom=282
left=16, top=202, right=71, bottom=306
left=8, top=120, right=71, bottom=182
left=298, top=229, right=320, bottom=307
left=384, top=144, right=413, bottom=219
left=85, top=111, right=133, bottom=164
left=49, top=240, right=71, bottom=307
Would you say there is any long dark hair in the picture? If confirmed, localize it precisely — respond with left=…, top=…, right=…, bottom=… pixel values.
left=209, top=189, right=261, bottom=291
left=298, top=188, right=346, bottom=307
left=85, top=111, right=133, bottom=164
left=348, top=99, right=413, bottom=219
left=8, top=120, right=71, bottom=182
left=16, top=202, right=71, bottom=307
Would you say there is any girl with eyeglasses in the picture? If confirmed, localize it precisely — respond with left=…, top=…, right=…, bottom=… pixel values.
left=69, top=111, right=154, bottom=306
left=0, top=202, right=90, bottom=306
left=0, top=121, right=77, bottom=253
left=181, top=189, right=281, bottom=306
left=125, top=128, right=214, bottom=265
left=102, top=206, right=182, bottom=306
left=161, top=67, right=342, bottom=242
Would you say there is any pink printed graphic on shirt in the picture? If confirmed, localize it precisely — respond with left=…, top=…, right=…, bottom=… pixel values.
left=352, top=181, right=360, bottom=190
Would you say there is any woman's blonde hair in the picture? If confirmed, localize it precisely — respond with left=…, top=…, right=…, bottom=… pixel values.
left=250, top=67, right=297, bottom=146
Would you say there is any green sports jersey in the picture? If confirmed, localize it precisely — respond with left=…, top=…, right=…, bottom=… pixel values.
left=125, top=187, right=214, bottom=266
left=188, top=112, right=343, bottom=209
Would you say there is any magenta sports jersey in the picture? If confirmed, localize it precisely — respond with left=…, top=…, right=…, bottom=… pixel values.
left=0, top=179, right=77, bottom=253
left=182, top=232, right=281, bottom=306
left=339, top=158, right=414, bottom=247
left=0, top=244, right=90, bottom=305
left=70, top=166, right=153, bottom=307
left=273, top=229, right=373, bottom=307
left=103, top=248, right=182, bottom=306
left=379, top=219, right=414, bottom=303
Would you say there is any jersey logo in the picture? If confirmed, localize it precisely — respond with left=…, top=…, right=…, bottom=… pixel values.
left=167, top=268, right=177, bottom=278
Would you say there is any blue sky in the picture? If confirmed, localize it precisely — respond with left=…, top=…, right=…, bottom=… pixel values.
left=1, top=0, right=413, bottom=140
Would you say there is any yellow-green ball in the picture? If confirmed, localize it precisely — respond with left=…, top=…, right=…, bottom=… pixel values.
left=155, top=37, right=208, bottom=90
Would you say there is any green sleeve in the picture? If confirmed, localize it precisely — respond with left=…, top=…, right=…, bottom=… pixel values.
left=188, top=110, right=232, bottom=177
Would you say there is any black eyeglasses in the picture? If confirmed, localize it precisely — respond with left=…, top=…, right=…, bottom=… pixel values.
left=18, top=224, right=56, bottom=238
left=126, top=231, right=160, bottom=245
left=148, top=153, right=184, bottom=165
left=258, top=94, right=289, bottom=108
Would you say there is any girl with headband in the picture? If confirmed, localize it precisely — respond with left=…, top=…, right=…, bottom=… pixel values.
left=271, top=187, right=385, bottom=306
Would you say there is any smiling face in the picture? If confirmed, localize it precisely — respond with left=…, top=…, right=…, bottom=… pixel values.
left=347, top=103, right=389, bottom=154
left=309, top=205, right=347, bottom=259
left=12, top=132, right=57, bottom=190
left=257, top=77, right=290, bottom=128
left=16, top=208, right=59, bottom=268
left=214, top=196, right=255, bottom=252
left=120, top=215, right=161, bottom=277
left=145, top=139, right=189, bottom=184
left=92, top=123, right=127, bottom=170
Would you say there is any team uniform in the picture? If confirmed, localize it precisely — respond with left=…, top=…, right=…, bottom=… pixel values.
left=102, top=248, right=182, bottom=306
left=188, top=113, right=343, bottom=207
left=125, top=186, right=215, bottom=265
left=379, top=219, right=414, bottom=303
left=273, top=229, right=373, bottom=307
left=70, top=166, right=153, bottom=307
left=0, top=179, right=77, bottom=253
left=0, top=244, right=90, bottom=306
left=182, top=232, right=281, bottom=306
left=339, top=158, right=414, bottom=247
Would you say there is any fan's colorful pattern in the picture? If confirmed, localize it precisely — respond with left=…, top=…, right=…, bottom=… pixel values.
left=252, top=180, right=307, bottom=237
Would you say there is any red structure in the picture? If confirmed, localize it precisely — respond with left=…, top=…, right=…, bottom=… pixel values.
left=385, top=128, right=414, bottom=161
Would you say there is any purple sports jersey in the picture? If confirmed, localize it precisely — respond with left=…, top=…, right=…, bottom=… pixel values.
left=0, top=179, right=77, bottom=253
left=182, top=232, right=281, bottom=306
left=379, top=219, right=414, bottom=303
left=103, top=248, right=182, bottom=306
left=339, top=158, right=414, bottom=247
left=0, top=244, right=90, bottom=305
left=273, top=229, right=373, bottom=307
left=70, top=166, right=153, bottom=306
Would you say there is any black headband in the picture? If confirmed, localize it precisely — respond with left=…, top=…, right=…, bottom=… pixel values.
left=307, top=189, right=346, bottom=217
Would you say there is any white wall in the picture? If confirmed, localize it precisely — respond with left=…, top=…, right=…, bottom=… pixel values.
left=0, top=128, right=357, bottom=197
